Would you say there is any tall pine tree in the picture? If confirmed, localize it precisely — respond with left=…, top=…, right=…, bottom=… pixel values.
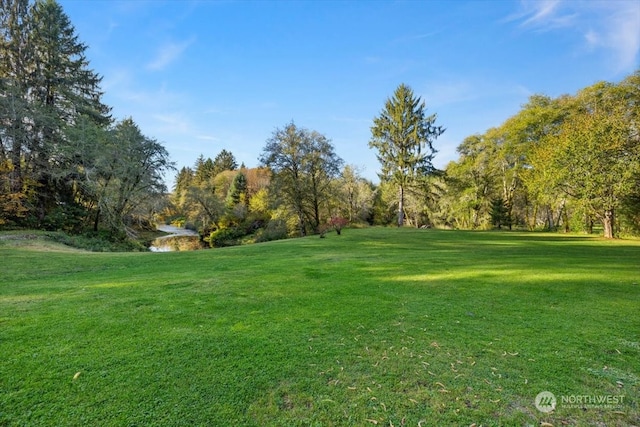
left=29, top=0, right=110, bottom=223
left=0, top=0, right=33, bottom=223
left=1, top=0, right=110, bottom=226
left=369, top=84, right=444, bottom=226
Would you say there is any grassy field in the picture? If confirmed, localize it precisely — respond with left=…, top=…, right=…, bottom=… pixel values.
left=1, top=228, right=638, bottom=426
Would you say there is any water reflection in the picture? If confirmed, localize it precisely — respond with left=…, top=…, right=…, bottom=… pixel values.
left=149, top=225, right=203, bottom=252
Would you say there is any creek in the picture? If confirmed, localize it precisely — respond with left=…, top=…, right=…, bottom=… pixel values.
left=149, top=225, right=202, bottom=252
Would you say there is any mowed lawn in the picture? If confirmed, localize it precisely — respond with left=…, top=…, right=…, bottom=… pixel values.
left=1, top=228, right=638, bottom=426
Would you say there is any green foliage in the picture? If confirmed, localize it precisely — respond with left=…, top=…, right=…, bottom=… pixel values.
left=446, top=70, right=640, bottom=237
left=490, top=197, right=510, bottom=229
left=206, top=226, right=246, bottom=247
left=369, top=83, right=444, bottom=226
left=334, top=165, right=375, bottom=224
left=212, top=149, right=238, bottom=176
left=620, top=183, right=640, bottom=235
left=225, top=171, right=248, bottom=216
left=40, top=202, right=86, bottom=233
left=536, top=80, right=640, bottom=238
left=1, top=229, right=639, bottom=425
left=254, top=218, right=288, bottom=243
left=0, top=0, right=172, bottom=242
left=182, top=181, right=224, bottom=235
left=259, top=122, right=343, bottom=236
left=370, top=181, right=397, bottom=225
left=445, top=134, right=499, bottom=229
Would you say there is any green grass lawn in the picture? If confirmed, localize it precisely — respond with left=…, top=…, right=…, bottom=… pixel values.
left=1, top=228, right=638, bottom=426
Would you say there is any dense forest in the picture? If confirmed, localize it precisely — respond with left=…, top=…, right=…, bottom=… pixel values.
left=2, top=0, right=639, bottom=249
left=0, top=0, right=172, bottom=244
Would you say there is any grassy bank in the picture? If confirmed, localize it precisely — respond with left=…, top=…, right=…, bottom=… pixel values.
left=1, top=228, right=638, bottom=426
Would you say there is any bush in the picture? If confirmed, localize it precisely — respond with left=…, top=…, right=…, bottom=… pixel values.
left=254, top=219, right=288, bottom=243
left=329, top=216, right=348, bottom=235
left=41, top=204, right=86, bottom=233
left=207, top=227, right=246, bottom=248
left=320, top=217, right=349, bottom=237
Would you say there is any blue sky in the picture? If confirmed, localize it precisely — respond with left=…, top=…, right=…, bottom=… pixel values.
left=59, top=0, right=640, bottom=186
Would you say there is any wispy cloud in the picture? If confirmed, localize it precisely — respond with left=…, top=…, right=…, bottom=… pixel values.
left=521, top=0, right=563, bottom=27
left=151, top=112, right=194, bottom=133
left=147, top=36, right=196, bottom=71
left=391, top=31, right=442, bottom=45
left=585, top=1, right=640, bottom=71
left=419, top=78, right=533, bottom=110
left=504, top=0, right=576, bottom=30
left=195, top=134, right=219, bottom=141
left=506, top=0, right=640, bottom=72
left=421, top=80, right=478, bottom=107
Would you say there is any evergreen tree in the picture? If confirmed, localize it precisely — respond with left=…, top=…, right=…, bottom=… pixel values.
left=0, top=0, right=34, bottom=220
left=490, top=197, right=509, bottom=229
left=193, top=155, right=215, bottom=184
left=225, top=171, right=247, bottom=209
left=212, top=149, right=237, bottom=176
left=173, top=166, right=194, bottom=207
left=1, top=0, right=110, bottom=227
left=369, top=83, right=444, bottom=226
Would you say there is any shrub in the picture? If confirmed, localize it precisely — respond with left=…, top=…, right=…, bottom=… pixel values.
left=207, top=227, right=246, bottom=248
left=329, top=216, right=348, bottom=235
left=254, top=219, right=288, bottom=243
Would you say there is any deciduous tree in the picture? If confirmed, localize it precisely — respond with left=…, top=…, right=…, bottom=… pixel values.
left=259, top=122, right=343, bottom=236
left=545, top=82, right=640, bottom=238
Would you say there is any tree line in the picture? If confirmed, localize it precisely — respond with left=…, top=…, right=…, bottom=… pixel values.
left=166, top=129, right=377, bottom=247
left=170, top=73, right=639, bottom=245
left=0, top=0, right=172, bottom=241
left=438, top=71, right=640, bottom=238
left=2, top=0, right=638, bottom=246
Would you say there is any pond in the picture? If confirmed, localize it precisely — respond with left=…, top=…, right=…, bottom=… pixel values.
left=149, top=225, right=203, bottom=252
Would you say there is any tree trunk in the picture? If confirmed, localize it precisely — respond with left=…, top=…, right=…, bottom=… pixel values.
left=313, top=197, right=320, bottom=232
left=530, top=203, right=538, bottom=231
left=586, top=214, right=593, bottom=234
left=557, top=199, right=569, bottom=233
left=472, top=207, right=480, bottom=229
left=297, top=209, right=306, bottom=237
left=93, top=208, right=101, bottom=232
left=602, top=209, right=615, bottom=239
left=397, top=185, right=404, bottom=227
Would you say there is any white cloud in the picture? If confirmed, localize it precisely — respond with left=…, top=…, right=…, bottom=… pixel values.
left=507, top=0, right=640, bottom=72
left=151, top=113, right=194, bottom=134
left=577, top=1, right=640, bottom=72
left=599, top=1, right=640, bottom=71
left=421, top=80, right=477, bottom=107
left=520, top=0, right=575, bottom=29
left=419, top=78, right=530, bottom=108
left=147, top=36, right=196, bottom=71
left=503, top=0, right=574, bottom=29
left=391, top=31, right=442, bottom=45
